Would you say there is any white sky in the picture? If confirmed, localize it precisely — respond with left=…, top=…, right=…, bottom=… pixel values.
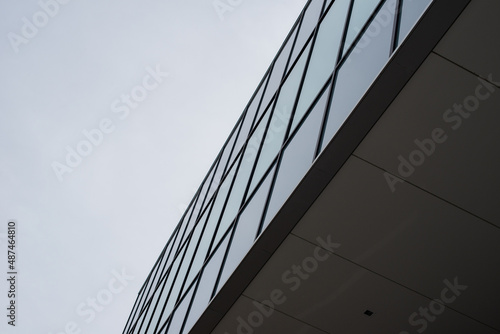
left=0, top=0, right=308, bottom=333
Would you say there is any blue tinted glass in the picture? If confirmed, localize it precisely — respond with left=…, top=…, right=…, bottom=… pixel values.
left=342, top=0, right=382, bottom=54
left=322, top=0, right=394, bottom=151
left=248, top=42, right=312, bottom=194
left=290, top=0, right=325, bottom=67
left=294, top=0, right=350, bottom=132
left=398, top=0, right=432, bottom=45
left=217, top=164, right=275, bottom=292
left=262, top=87, right=327, bottom=231
left=183, top=234, right=230, bottom=333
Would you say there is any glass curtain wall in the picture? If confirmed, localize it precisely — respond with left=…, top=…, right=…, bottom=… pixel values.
left=123, top=0, right=434, bottom=333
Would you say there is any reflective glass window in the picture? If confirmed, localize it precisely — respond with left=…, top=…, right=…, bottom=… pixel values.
left=138, top=244, right=184, bottom=334
left=124, top=281, right=148, bottom=333
left=209, top=156, right=227, bottom=203
left=183, top=235, right=230, bottom=333
left=193, top=163, right=216, bottom=222
left=180, top=200, right=212, bottom=292
left=248, top=41, right=312, bottom=194
left=262, top=87, right=327, bottom=231
left=293, top=0, right=350, bottom=132
left=211, top=161, right=247, bottom=250
left=217, top=164, right=275, bottom=292
left=237, top=106, right=273, bottom=199
left=218, top=120, right=240, bottom=177
left=156, top=225, right=183, bottom=287
left=259, top=24, right=298, bottom=124
left=247, top=73, right=269, bottom=135
left=145, top=235, right=175, bottom=302
left=177, top=204, right=197, bottom=255
left=259, top=70, right=281, bottom=124
left=211, top=103, right=273, bottom=249
left=160, top=281, right=195, bottom=334
left=342, top=0, right=382, bottom=55
left=232, top=107, right=253, bottom=164
left=290, top=0, right=325, bottom=67
left=183, top=156, right=237, bottom=290
left=151, top=232, right=195, bottom=333
left=271, top=23, right=298, bottom=87
left=398, top=0, right=432, bottom=45
left=164, top=215, right=204, bottom=313
left=322, top=0, right=394, bottom=151
left=131, top=225, right=178, bottom=329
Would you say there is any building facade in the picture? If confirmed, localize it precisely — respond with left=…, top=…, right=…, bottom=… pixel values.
left=123, top=0, right=500, bottom=333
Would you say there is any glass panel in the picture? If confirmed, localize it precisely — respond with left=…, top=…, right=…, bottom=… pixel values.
left=181, top=201, right=211, bottom=290
left=211, top=158, right=247, bottom=249
left=248, top=41, right=312, bottom=194
left=248, top=73, right=269, bottom=135
left=209, top=156, right=226, bottom=201
left=217, top=164, right=275, bottom=292
left=342, top=0, right=382, bottom=55
left=262, top=87, right=327, bottom=231
left=259, top=24, right=298, bottom=123
left=293, top=0, right=350, bottom=132
left=156, top=225, right=182, bottom=286
left=159, top=282, right=195, bottom=334
left=232, top=108, right=253, bottom=166
left=183, top=157, right=237, bottom=291
left=322, top=0, right=394, bottom=151
left=131, top=299, right=151, bottom=334
left=282, top=23, right=299, bottom=77
left=133, top=227, right=179, bottom=329
left=177, top=204, right=196, bottom=254
left=290, top=0, right=325, bottom=67
left=259, top=70, right=281, bottom=123
left=323, top=0, right=335, bottom=15
left=271, top=24, right=298, bottom=88
left=124, top=281, right=148, bottom=333
left=166, top=216, right=204, bottom=308
left=193, top=164, right=216, bottom=222
left=139, top=246, right=184, bottom=334
left=147, top=237, right=174, bottom=299
left=150, top=233, right=194, bottom=333
left=218, top=120, right=240, bottom=177
left=183, top=235, right=230, bottom=334
left=238, top=107, right=273, bottom=203
left=398, top=0, right=432, bottom=45
left=205, top=164, right=236, bottom=241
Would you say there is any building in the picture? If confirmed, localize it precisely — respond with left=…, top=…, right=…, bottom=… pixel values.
left=122, top=0, right=500, bottom=333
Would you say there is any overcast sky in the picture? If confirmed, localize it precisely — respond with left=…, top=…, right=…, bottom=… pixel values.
left=0, top=0, right=308, bottom=333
